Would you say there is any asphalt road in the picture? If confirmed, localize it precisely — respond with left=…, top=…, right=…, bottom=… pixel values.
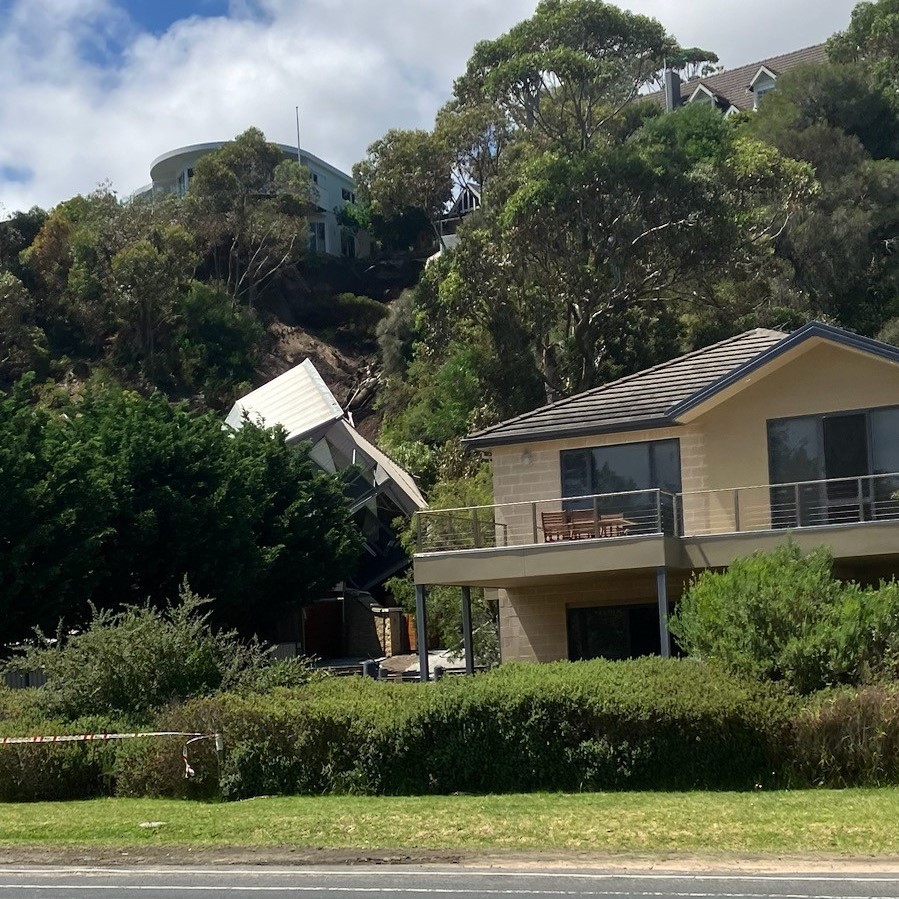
left=2, top=867, right=899, bottom=899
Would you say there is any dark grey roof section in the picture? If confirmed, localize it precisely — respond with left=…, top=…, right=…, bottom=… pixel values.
left=465, top=322, right=899, bottom=449
left=645, top=44, right=828, bottom=112
left=668, top=322, right=899, bottom=419
left=464, top=328, right=786, bottom=448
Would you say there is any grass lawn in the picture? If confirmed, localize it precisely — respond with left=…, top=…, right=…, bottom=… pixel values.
left=2, top=789, right=899, bottom=854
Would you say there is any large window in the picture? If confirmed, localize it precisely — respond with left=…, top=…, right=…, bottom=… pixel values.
left=567, top=604, right=660, bottom=661
left=768, top=406, right=899, bottom=526
left=560, top=439, right=681, bottom=534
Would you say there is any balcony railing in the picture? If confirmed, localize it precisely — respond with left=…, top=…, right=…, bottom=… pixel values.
left=414, top=473, right=899, bottom=554
left=685, top=472, right=899, bottom=536
left=416, top=488, right=677, bottom=554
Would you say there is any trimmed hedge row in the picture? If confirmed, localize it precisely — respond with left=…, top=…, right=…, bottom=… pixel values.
left=10, top=660, right=899, bottom=800
left=2, top=658, right=797, bottom=800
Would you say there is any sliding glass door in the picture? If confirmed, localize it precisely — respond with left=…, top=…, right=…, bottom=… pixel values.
left=768, top=416, right=825, bottom=526
left=768, top=406, right=899, bottom=527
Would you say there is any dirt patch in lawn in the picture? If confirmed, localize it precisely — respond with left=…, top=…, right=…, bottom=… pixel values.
left=5, top=846, right=899, bottom=874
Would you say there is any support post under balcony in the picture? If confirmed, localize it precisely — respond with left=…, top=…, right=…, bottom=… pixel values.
left=461, top=586, right=475, bottom=676
left=415, top=584, right=429, bottom=682
left=656, top=566, right=671, bottom=659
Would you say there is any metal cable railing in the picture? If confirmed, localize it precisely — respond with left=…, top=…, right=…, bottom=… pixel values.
left=414, top=472, right=899, bottom=554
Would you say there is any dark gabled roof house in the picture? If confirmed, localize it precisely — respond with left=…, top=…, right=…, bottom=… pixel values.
left=649, top=44, right=829, bottom=115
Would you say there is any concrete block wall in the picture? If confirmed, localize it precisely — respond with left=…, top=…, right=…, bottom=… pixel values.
left=490, top=425, right=709, bottom=543
left=498, top=572, right=689, bottom=662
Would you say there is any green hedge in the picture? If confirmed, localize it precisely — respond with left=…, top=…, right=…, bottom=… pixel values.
left=0, top=695, right=132, bottom=801
left=26, top=659, right=899, bottom=801
left=112, top=659, right=795, bottom=799
left=792, top=685, right=899, bottom=787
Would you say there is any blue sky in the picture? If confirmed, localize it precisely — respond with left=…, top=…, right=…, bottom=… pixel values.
left=120, top=0, right=231, bottom=34
left=0, top=0, right=858, bottom=213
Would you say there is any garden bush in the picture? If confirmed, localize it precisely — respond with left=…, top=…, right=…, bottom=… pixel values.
left=115, top=658, right=795, bottom=799
left=21, top=655, right=899, bottom=801
left=0, top=707, right=134, bottom=801
left=669, top=544, right=899, bottom=693
left=3, top=588, right=322, bottom=721
left=377, top=659, right=794, bottom=794
left=792, top=685, right=899, bottom=787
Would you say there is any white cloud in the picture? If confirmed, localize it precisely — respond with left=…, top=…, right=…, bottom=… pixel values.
left=0, top=0, right=857, bottom=212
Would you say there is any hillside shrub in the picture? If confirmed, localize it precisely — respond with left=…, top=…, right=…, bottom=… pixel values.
left=669, top=544, right=899, bottom=693
left=296, top=292, right=387, bottom=343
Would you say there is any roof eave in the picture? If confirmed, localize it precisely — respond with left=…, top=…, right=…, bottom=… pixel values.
left=463, top=416, right=677, bottom=450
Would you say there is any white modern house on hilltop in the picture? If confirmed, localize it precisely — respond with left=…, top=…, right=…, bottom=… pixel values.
left=136, top=142, right=369, bottom=258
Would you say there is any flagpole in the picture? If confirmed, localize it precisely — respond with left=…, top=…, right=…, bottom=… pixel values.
left=294, top=106, right=303, bottom=165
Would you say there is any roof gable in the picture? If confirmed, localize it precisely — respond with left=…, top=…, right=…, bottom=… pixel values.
left=669, top=322, right=899, bottom=420
left=749, top=65, right=778, bottom=89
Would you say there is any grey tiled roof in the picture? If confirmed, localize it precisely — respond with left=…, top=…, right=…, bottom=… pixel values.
left=646, top=44, right=829, bottom=112
left=464, top=329, right=787, bottom=448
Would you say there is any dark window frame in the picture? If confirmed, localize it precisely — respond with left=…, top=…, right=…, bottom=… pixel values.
left=767, top=404, right=899, bottom=526
left=560, top=438, right=682, bottom=535
left=560, top=438, right=682, bottom=498
left=766, top=404, right=899, bottom=486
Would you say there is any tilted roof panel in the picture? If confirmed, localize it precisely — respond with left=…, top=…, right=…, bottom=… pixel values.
left=224, top=359, right=344, bottom=442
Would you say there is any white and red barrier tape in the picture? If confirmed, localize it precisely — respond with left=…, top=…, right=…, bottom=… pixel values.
left=0, top=731, right=223, bottom=778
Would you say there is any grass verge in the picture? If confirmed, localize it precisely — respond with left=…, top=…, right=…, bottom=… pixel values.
left=2, top=789, right=899, bottom=855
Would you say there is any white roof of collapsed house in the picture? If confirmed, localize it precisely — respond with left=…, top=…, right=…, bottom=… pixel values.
left=327, top=419, right=426, bottom=513
left=226, top=361, right=425, bottom=511
left=225, top=359, right=344, bottom=443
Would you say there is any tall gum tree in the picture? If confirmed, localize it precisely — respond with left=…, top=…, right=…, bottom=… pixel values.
left=187, top=128, right=314, bottom=307
left=452, top=0, right=678, bottom=153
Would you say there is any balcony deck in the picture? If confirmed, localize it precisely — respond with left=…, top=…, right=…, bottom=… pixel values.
left=413, top=474, right=899, bottom=587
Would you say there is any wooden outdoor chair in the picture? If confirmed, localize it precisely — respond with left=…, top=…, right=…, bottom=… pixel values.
left=569, top=509, right=597, bottom=540
left=599, top=514, right=629, bottom=537
left=541, top=511, right=571, bottom=542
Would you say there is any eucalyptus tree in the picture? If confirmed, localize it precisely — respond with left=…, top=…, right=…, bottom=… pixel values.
left=352, top=128, right=453, bottom=248
left=452, top=0, right=678, bottom=153
left=0, top=271, right=46, bottom=383
left=187, top=127, right=314, bottom=306
left=828, top=0, right=899, bottom=94
left=746, top=62, right=899, bottom=334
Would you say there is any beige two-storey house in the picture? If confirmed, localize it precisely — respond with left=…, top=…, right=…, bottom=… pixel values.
left=412, top=322, right=899, bottom=673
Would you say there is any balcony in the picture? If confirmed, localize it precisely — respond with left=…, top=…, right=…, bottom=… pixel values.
left=413, top=474, right=899, bottom=588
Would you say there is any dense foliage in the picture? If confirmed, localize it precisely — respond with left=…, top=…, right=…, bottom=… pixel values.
left=4, top=0, right=899, bottom=656
left=669, top=544, right=899, bottom=694
left=3, top=587, right=321, bottom=720
left=0, top=129, right=317, bottom=407
left=0, top=379, right=362, bottom=643
left=352, top=0, right=899, bottom=498
left=0, top=658, right=797, bottom=800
